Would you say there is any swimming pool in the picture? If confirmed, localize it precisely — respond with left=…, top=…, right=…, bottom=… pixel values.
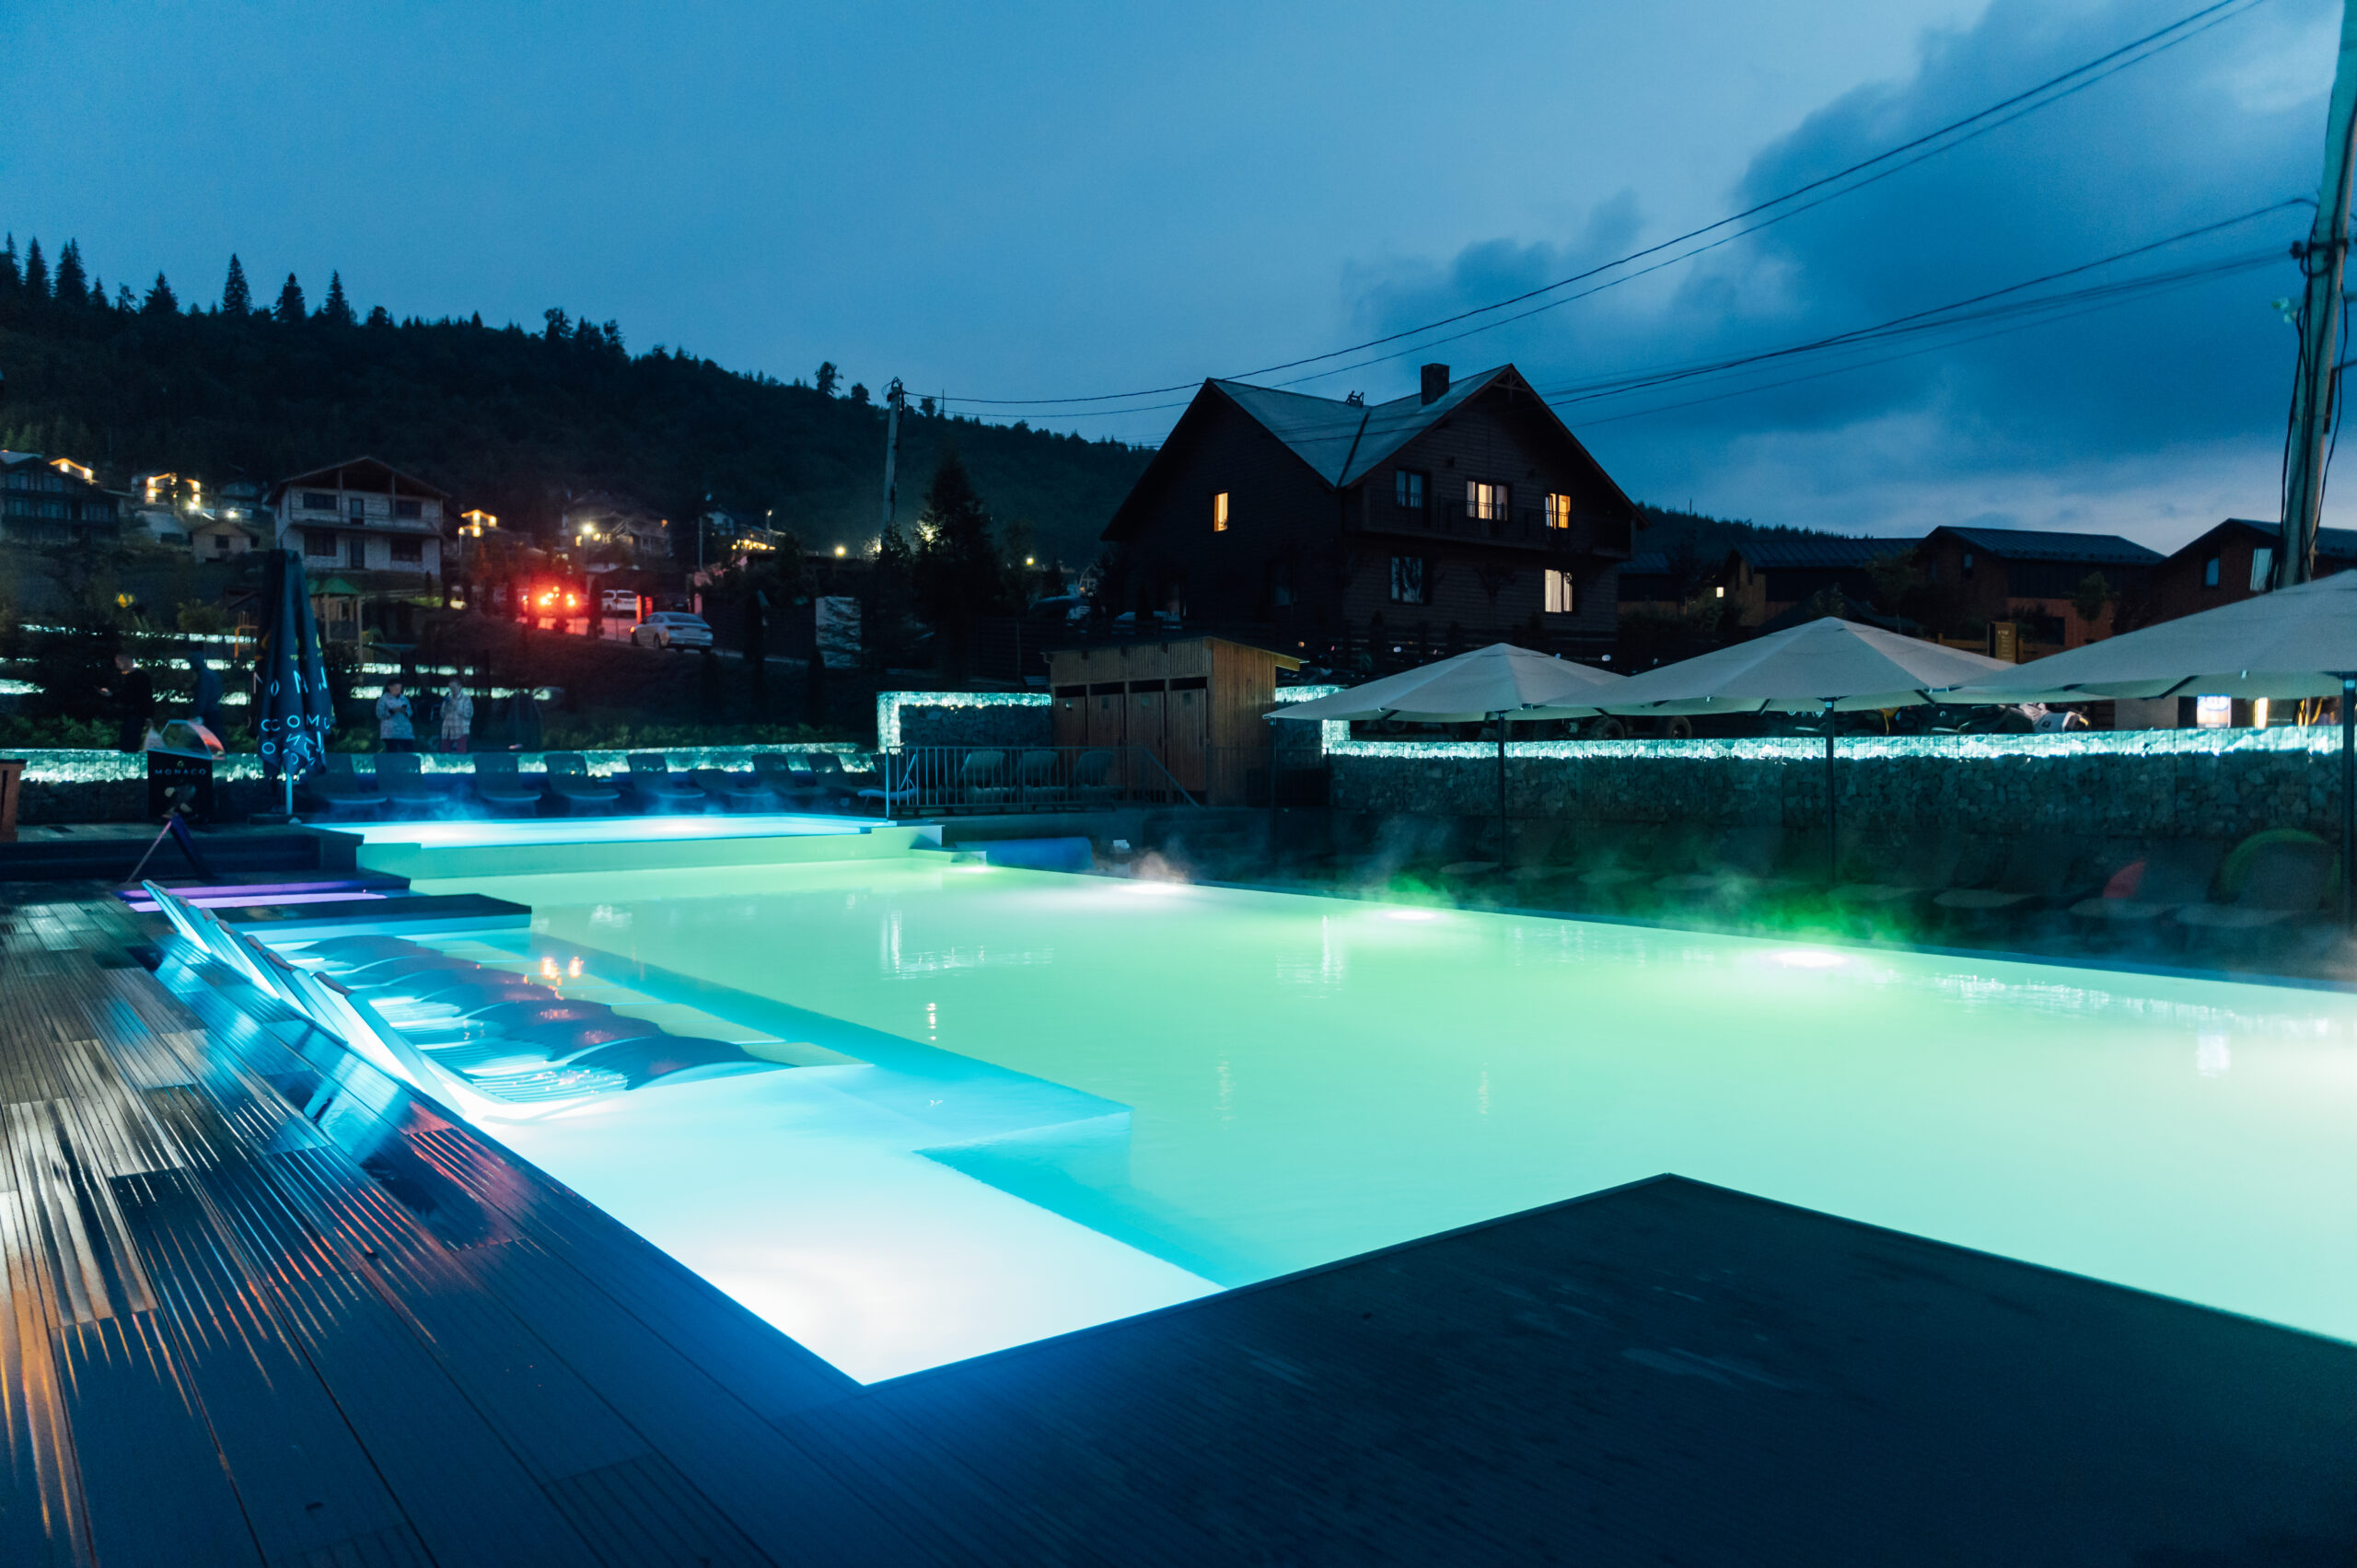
left=394, top=853, right=2357, bottom=1382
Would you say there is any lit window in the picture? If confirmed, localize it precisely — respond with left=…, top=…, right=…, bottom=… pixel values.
left=2247, top=548, right=2272, bottom=591
left=1713, top=585, right=1725, bottom=598
left=2202, top=555, right=2221, bottom=589
left=1466, top=481, right=1510, bottom=522
left=1544, top=493, right=1572, bottom=529
left=1395, top=470, right=1426, bottom=510
left=1212, top=492, right=1229, bottom=532
left=1544, top=568, right=1574, bottom=614
left=1388, top=555, right=1428, bottom=604
left=2194, top=694, right=2232, bottom=728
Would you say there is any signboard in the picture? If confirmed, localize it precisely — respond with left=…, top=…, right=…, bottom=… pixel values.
left=816, top=595, right=862, bottom=669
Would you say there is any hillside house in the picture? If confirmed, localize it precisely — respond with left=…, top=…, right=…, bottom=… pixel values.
left=0, top=453, right=122, bottom=546
left=1100, top=364, right=1637, bottom=660
left=1915, top=526, right=2162, bottom=648
left=1712, top=537, right=1919, bottom=628
left=269, top=458, right=447, bottom=583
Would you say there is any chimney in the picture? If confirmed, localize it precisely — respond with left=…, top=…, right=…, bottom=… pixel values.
left=1420, top=364, right=1450, bottom=405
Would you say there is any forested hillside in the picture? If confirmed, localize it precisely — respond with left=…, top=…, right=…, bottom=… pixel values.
left=0, top=238, right=1152, bottom=568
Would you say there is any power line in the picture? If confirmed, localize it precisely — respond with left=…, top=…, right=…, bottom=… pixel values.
left=946, top=208, right=2299, bottom=440
left=943, top=0, right=2270, bottom=414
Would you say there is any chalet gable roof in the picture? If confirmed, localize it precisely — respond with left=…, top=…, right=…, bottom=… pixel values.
left=267, top=457, right=449, bottom=505
left=1725, top=536, right=1921, bottom=571
left=1211, top=366, right=1510, bottom=488
left=1928, top=525, right=2162, bottom=568
left=2175, top=517, right=2357, bottom=564
left=1106, top=363, right=1635, bottom=540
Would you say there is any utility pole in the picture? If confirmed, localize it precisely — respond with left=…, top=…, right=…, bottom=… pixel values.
left=2278, top=0, right=2357, bottom=587
left=878, top=378, right=906, bottom=537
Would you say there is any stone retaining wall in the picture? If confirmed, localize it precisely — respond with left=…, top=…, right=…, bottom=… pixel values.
left=1326, top=728, right=2344, bottom=842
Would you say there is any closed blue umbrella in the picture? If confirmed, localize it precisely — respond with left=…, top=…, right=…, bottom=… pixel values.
left=255, top=548, right=336, bottom=817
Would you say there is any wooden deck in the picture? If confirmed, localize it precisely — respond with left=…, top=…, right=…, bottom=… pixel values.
left=2, top=885, right=2351, bottom=1566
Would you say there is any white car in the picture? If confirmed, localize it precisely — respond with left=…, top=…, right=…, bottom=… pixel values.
left=632, top=611, right=714, bottom=650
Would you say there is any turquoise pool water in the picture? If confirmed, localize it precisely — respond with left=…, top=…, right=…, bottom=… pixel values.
left=407, top=856, right=2357, bottom=1381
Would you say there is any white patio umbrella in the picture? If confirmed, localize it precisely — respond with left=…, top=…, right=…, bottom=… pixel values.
left=1269, top=643, right=1625, bottom=843
left=1528, top=618, right=2013, bottom=878
left=1942, top=570, right=2357, bottom=925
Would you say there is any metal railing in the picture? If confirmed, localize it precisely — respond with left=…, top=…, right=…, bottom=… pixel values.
left=878, top=745, right=1200, bottom=816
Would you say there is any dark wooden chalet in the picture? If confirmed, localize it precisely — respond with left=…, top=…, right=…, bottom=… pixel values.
left=2143, top=517, right=2357, bottom=626
left=1100, top=364, right=1637, bottom=659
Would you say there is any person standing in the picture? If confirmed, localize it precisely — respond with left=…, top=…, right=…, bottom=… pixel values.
left=102, top=652, right=154, bottom=752
left=376, top=679, right=415, bottom=752
left=191, top=655, right=225, bottom=738
left=437, top=677, right=473, bottom=753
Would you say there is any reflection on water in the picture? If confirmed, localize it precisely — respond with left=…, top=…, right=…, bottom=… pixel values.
left=408, top=857, right=2357, bottom=1368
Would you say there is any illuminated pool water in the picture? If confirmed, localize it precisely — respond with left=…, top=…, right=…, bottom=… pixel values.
left=403, top=855, right=2357, bottom=1381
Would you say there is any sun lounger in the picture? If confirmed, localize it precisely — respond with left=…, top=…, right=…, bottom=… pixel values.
left=308, top=752, right=386, bottom=819
left=2068, top=840, right=2226, bottom=938
left=750, top=753, right=826, bottom=807
left=1073, top=749, right=1119, bottom=805
left=694, top=765, right=782, bottom=812
left=1932, top=834, right=2081, bottom=923
left=2174, top=837, right=2334, bottom=936
left=1654, top=825, right=1788, bottom=907
left=470, top=753, right=546, bottom=816
left=375, top=751, right=438, bottom=811
left=960, top=749, right=1016, bottom=808
left=624, top=752, right=706, bottom=812
left=1016, top=749, right=1062, bottom=805
left=544, top=752, right=621, bottom=814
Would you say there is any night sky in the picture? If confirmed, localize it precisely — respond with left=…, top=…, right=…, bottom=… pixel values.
left=2, top=0, right=2340, bottom=544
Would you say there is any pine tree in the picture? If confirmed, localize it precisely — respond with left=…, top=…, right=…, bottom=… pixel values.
left=814, top=361, right=839, bottom=397
left=366, top=304, right=392, bottom=328
left=911, top=446, right=1007, bottom=679
left=0, top=235, right=17, bottom=293
left=320, top=271, right=354, bottom=325
left=848, top=382, right=870, bottom=406
left=543, top=308, right=569, bottom=342
left=222, top=254, right=251, bottom=315
left=52, top=241, right=87, bottom=306
left=115, top=284, right=137, bottom=311
left=24, top=238, right=48, bottom=297
left=143, top=273, right=179, bottom=316
left=87, top=276, right=107, bottom=312
left=274, top=273, right=306, bottom=322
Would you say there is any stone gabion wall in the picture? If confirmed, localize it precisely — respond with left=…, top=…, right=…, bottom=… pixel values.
left=1326, top=729, right=2347, bottom=842
left=897, top=704, right=1055, bottom=749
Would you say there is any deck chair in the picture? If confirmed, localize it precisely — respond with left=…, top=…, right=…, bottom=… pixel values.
left=694, top=765, right=781, bottom=812
left=308, top=752, right=386, bottom=819
left=1932, top=833, right=2082, bottom=922
left=751, top=753, right=825, bottom=807
left=625, top=752, right=705, bottom=812
left=960, top=749, right=1016, bottom=808
left=1654, top=824, right=1787, bottom=907
left=1073, top=749, right=1119, bottom=805
left=469, top=752, right=545, bottom=817
left=1016, top=749, right=1062, bottom=805
left=544, top=753, right=621, bottom=814
left=375, top=751, right=437, bottom=811
left=2068, top=840, right=2226, bottom=939
left=2174, top=838, right=2334, bottom=936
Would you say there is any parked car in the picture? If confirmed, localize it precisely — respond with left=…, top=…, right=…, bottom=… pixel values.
left=632, top=612, right=714, bottom=650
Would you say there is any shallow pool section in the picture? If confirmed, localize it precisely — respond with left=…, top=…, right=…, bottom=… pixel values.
left=402, top=857, right=2357, bottom=1379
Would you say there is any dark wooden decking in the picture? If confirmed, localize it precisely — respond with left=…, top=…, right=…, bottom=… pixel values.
left=2, top=886, right=2351, bottom=1566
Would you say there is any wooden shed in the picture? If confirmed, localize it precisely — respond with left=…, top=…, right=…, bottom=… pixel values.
left=1048, top=636, right=1301, bottom=805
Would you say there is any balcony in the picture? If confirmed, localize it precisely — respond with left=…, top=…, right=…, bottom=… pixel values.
left=1368, top=501, right=1583, bottom=549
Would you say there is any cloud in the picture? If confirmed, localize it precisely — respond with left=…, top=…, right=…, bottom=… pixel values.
left=1337, top=0, right=2339, bottom=544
